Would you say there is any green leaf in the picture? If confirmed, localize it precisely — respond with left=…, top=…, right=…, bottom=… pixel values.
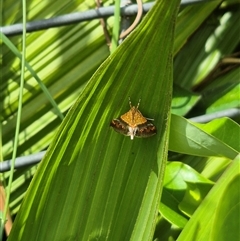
left=1, top=34, right=64, bottom=121
left=169, top=114, right=239, bottom=159
left=200, top=156, right=232, bottom=181
left=179, top=181, right=214, bottom=217
left=160, top=162, right=214, bottom=228
left=200, top=67, right=240, bottom=113
left=8, top=1, right=181, bottom=240
left=194, top=117, right=240, bottom=153
left=174, top=3, right=240, bottom=88
left=171, top=84, right=201, bottom=116
left=174, top=0, right=222, bottom=54
left=177, top=155, right=240, bottom=241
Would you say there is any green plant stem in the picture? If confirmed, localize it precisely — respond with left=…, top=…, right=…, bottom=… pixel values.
left=110, top=0, right=121, bottom=53
left=1, top=0, right=26, bottom=239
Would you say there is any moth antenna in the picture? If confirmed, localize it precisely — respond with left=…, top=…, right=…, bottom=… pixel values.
left=128, top=96, right=132, bottom=108
left=136, top=98, right=141, bottom=109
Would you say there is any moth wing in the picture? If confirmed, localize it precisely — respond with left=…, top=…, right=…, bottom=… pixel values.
left=110, top=119, right=129, bottom=136
left=135, top=121, right=157, bottom=138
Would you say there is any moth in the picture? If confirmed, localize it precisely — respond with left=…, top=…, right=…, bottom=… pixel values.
left=110, top=98, right=157, bottom=140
